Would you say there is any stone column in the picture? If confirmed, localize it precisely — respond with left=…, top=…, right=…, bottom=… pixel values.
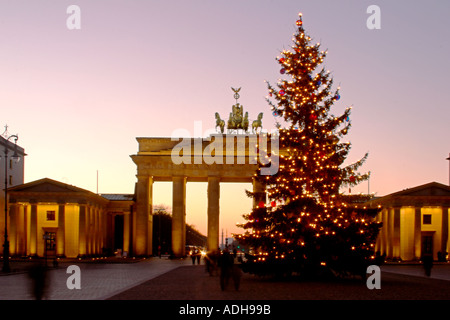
left=86, top=206, right=92, bottom=255
left=441, top=206, right=449, bottom=258
left=386, top=208, right=393, bottom=258
left=374, top=210, right=382, bottom=254
left=123, top=213, right=130, bottom=256
left=30, top=203, right=38, bottom=256
left=90, top=207, right=95, bottom=255
left=134, top=175, right=153, bottom=256
left=92, top=207, right=97, bottom=255
left=414, top=207, right=422, bottom=260
left=207, top=176, right=220, bottom=252
left=380, top=208, right=388, bottom=256
left=94, top=207, right=99, bottom=254
left=172, top=176, right=186, bottom=257
left=8, top=203, right=17, bottom=256
left=16, top=204, right=26, bottom=256
left=392, top=207, right=401, bottom=259
left=23, top=205, right=29, bottom=256
left=102, top=209, right=108, bottom=253
left=92, top=206, right=96, bottom=255
left=57, top=204, right=65, bottom=257
left=96, top=207, right=101, bottom=255
left=78, top=205, right=87, bottom=257
left=98, top=208, right=103, bottom=254
left=148, top=210, right=153, bottom=257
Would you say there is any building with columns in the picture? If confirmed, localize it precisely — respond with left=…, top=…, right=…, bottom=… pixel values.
left=6, top=178, right=134, bottom=258
left=366, top=182, right=450, bottom=261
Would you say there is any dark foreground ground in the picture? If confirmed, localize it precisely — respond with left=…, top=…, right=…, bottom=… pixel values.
left=108, top=264, right=450, bottom=300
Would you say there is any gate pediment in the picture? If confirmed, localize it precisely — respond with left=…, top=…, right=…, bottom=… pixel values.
left=8, top=178, right=89, bottom=193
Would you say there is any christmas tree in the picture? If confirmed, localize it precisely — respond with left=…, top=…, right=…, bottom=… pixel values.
left=237, top=13, right=382, bottom=278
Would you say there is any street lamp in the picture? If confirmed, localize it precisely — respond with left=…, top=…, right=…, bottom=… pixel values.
left=1, top=127, right=20, bottom=273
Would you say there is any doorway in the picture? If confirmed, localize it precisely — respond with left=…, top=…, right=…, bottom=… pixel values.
left=44, top=231, right=56, bottom=259
left=421, top=232, right=434, bottom=258
left=114, top=214, right=124, bottom=252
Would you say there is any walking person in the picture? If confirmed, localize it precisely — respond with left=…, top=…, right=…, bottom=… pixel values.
left=191, top=249, right=197, bottom=264
left=422, top=254, right=433, bottom=277
left=218, top=248, right=234, bottom=290
left=28, top=261, right=48, bottom=300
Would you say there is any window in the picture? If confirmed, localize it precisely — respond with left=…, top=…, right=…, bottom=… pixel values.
left=46, top=211, right=56, bottom=221
left=423, top=214, right=432, bottom=225
left=8, top=175, right=12, bottom=186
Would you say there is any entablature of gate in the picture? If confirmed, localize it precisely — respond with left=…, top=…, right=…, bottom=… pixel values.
left=131, top=155, right=257, bottom=183
left=135, top=135, right=267, bottom=156
left=130, top=135, right=270, bottom=183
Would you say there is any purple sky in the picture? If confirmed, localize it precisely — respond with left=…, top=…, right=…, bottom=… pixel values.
left=1, top=1, right=449, bottom=235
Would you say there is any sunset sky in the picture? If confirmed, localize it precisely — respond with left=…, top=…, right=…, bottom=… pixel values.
left=1, top=1, right=449, bottom=236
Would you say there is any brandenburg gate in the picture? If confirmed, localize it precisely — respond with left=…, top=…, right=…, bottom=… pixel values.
left=130, top=88, right=276, bottom=257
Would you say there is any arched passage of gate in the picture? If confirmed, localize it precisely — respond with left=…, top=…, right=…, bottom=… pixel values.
left=130, top=134, right=268, bottom=257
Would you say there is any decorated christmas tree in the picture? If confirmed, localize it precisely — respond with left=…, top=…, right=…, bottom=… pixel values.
left=237, top=13, right=382, bottom=278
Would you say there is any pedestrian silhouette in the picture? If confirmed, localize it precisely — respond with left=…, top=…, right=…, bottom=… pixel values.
left=218, top=248, right=242, bottom=290
left=231, top=263, right=242, bottom=291
left=422, top=254, right=433, bottom=277
left=205, top=250, right=219, bottom=276
left=191, top=249, right=197, bottom=264
left=28, top=262, right=48, bottom=300
left=218, top=249, right=232, bottom=290
left=52, top=258, right=58, bottom=268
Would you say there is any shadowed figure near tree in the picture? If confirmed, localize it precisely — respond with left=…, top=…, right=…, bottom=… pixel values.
left=422, top=254, right=433, bottom=277
left=205, top=250, right=219, bottom=276
left=218, top=249, right=242, bottom=291
left=28, top=261, right=48, bottom=300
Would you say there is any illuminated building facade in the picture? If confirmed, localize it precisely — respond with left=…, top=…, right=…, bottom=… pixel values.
left=6, top=178, right=134, bottom=258
left=366, top=182, right=450, bottom=261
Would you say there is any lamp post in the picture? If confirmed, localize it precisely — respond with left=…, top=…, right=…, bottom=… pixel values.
left=1, top=127, right=20, bottom=273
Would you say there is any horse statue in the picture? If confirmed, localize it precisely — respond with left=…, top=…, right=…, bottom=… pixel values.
left=242, top=112, right=249, bottom=132
left=227, top=112, right=234, bottom=132
left=252, top=112, right=263, bottom=133
left=215, top=112, right=225, bottom=133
